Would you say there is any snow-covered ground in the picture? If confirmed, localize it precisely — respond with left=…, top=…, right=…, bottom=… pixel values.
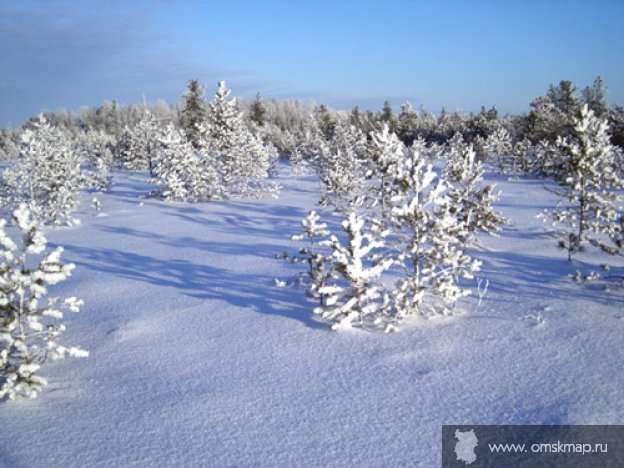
left=0, top=165, right=622, bottom=467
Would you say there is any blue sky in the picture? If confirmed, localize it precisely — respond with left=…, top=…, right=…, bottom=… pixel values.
left=1, top=0, right=623, bottom=126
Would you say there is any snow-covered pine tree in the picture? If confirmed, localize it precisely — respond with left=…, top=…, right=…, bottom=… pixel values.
left=2, top=115, right=83, bottom=226
left=0, top=130, right=18, bottom=161
left=443, top=144, right=507, bottom=242
left=264, top=140, right=280, bottom=178
left=286, top=147, right=486, bottom=330
left=472, top=134, right=487, bottom=161
left=531, top=141, right=560, bottom=177
left=180, top=79, right=208, bottom=148
left=204, top=81, right=273, bottom=197
left=380, top=100, right=398, bottom=134
left=290, top=117, right=331, bottom=176
left=288, top=210, right=333, bottom=303
left=527, top=95, right=570, bottom=144
left=444, top=132, right=469, bottom=171
left=249, top=92, right=267, bottom=127
left=485, top=126, right=514, bottom=172
left=365, top=124, right=406, bottom=216
left=246, top=109, right=281, bottom=178
left=315, top=212, right=393, bottom=330
left=411, top=135, right=441, bottom=164
left=205, top=81, right=244, bottom=195
left=151, top=123, right=218, bottom=202
left=582, top=76, right=608, bottom=118
left=331, top=120, right=368, bottom=163
left=318, top=120, right=367, bottom=209
left=540, top=105, right=623, bottom=260
left=235, top=128, right=276, bottom=197
left=114, top=113, right=161, bottom=172
left=443, top=133, right=469, bottom=182
left=257, top=124, right=296, bottom=163
left=397, top=101, right=418, bottom=145
left=113, top=126, right=135, bottom=168
left=114, top=125, right=149, bottom=171
left=0, top=205, right=88, bottom=400
left=134, top=112, right=162, bottom=175
left=512, top=138, right=537, bottom=174
left=547, top=80, right=580, bottom=116
left=76, top=129, right=114, bottom=191
left=388, top=158, right=481, bottom=318
left=314, top=104, right=336, bottom=140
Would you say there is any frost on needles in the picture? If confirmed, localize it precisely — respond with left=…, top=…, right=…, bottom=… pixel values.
left=1, top=115, right=83, bottom=226
left=150, top=81, right=279, bottom=202
left=0, top=205, right=87, bottom=401
left=315, top=212, right=394, bottom=331
left=539, top=105, right=624, bottom=260
left=443, top=137, right=508, bottom=242
left=284, top=129, right=487, bottom=332
left=286, top=210, right=333, bottom=303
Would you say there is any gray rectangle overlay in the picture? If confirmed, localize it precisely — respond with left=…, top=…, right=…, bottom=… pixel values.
left=442, top=425, right=624, bottom=467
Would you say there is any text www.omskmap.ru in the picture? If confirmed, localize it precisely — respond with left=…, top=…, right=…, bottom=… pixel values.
left=489, top=441, right=608, bottom=455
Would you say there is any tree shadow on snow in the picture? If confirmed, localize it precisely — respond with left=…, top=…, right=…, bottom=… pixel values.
left=476, top=248, right=622, bottom=308
left=63, top=244, right=325, bottom=330
left=0, top=451, right=19, bottom=467
left=92, top=225, right=295, bottom=260
left=157, top=201, right=310, bottom=239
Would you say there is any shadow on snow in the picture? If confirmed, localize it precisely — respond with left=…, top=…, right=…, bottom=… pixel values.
left=65, top=243, right=325, bottom=331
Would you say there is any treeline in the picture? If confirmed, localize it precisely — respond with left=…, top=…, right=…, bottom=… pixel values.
left=1, top=76, right=623, bottom=163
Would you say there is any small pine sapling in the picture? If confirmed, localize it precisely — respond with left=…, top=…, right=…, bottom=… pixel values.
left=134, top=112, right=162, bottom=174
left=411, top=136, right=441, bottom=164
left=289, top=118, right=330, bottom=176
left=315, top=213, right=393, bottom=330
left=445, top=132, right=468, bottom=170
left=75, top=129, right=114, bottom=191
left=151, top=124, right=219, bottom=202
left=389, top=158, right=481, bottom=318
left=180, top=79, right=208, bottom=148
left=0, top=205, right=88, bottom=400
left=318, top=121, right=367, bottom=210
left=512, top=138, right=537, bottom=174
left=444, top=144, right=507, bottom=243
left=288, top=211, right=333, bottom=303
left=204, top=81, right=274, bottom=198
left=114, top=112, right=161, bottom=172
left=2, top=115, right=83, bottom=226
left=365, top=124, right=406, bottom=216
left=539, top=105, right=623, bottom=260
left=485, top=126, right=513, bottom=172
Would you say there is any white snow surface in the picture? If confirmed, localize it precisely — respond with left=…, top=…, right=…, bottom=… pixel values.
left=0, top=165, right=623, bottom=467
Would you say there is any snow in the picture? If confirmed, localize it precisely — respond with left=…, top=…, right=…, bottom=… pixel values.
left=0, top=164, right=623, bottom=466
